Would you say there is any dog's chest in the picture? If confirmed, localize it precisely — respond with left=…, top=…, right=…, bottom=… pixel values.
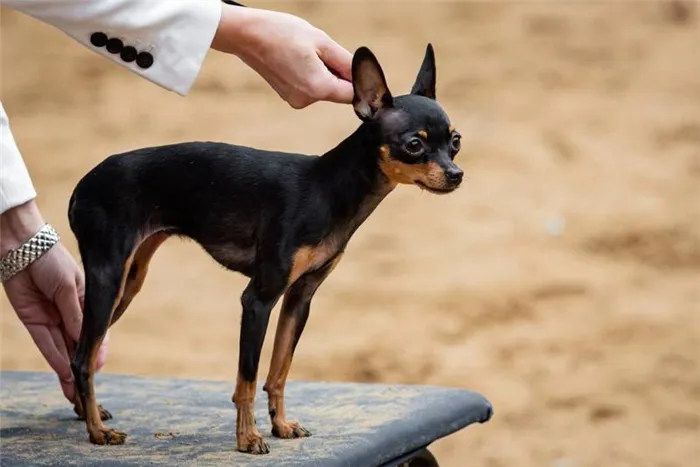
left=287, top=189, right=387, bottom=285
left=289, top=231, right=347, bottom=284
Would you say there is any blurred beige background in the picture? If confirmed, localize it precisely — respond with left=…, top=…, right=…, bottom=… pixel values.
left=1, top=1, right=699, bottom=466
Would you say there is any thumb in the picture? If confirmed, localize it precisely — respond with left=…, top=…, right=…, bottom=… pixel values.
left=25, top=323, right=76, bottom=402
left=318, top=38, right=353, bottom=82
left=54, top=281, right=83, bottom=343
left=320, top=77, right=354, bottom=105
left=317, top=39, right=354, bottom=104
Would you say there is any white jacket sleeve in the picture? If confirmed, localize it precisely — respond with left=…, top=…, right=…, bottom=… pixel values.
left=0, top=102, right=36, bottom=214
left=0, top=0, right=223, bottom=215
left=1, top=0, right=223, bottom=96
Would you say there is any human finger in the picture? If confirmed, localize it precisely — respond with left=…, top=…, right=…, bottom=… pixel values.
left=319, top=76, right=354, bottom=105
left=50, top=324, right=77, bottom=402
left=25, top=323, right=75, bottom=401
left=54, top=280, right=83, bottom=343
left=318, top=37, right=353, bottom=82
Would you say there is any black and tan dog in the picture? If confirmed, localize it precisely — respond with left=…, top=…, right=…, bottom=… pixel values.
left=67, top=43, right=464, bottom=455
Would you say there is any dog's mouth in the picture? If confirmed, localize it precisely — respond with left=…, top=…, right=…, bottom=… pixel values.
left=415, top=181, right=458, bottom=195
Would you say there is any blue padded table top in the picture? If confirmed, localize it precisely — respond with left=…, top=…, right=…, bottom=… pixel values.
left=0, top=370, right=492, bottom=467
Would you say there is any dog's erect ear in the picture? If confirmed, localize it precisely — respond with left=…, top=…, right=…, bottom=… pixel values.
left=352, top=47, right=393, bottom=121
left=410, top=43, right=436, bottom=100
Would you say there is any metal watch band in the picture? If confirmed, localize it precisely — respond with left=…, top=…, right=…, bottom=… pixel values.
left=0, top=224, right=60, bottom=283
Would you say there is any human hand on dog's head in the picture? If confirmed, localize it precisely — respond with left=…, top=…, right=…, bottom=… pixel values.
left=1, top=201, right=108, bottom=403
left=211, top=5, right=353, bottom=109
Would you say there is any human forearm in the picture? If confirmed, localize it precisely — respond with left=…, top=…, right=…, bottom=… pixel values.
left=0, top=200, right=46, bottom=257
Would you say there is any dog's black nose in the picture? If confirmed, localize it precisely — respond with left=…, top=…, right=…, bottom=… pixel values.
left=445, top=167, right=464, bottom=184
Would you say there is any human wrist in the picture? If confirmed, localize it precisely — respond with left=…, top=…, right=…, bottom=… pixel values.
left=211, top=6, right=272, bottom=58
left=211, top=4, right=248, bottom=55
left=0, top=200, right=46, bottom=257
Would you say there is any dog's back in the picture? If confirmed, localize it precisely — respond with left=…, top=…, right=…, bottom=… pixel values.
left=69, top=142, right=317, bottom=256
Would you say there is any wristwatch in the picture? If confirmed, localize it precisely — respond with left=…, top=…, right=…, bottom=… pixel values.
left=0, top=224, right=60, bottom=283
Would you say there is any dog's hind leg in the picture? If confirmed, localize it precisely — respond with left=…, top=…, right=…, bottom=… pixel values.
left=71, top=234, right=135, bottom=445
left=264, top=253, right=343, bottom=439
left=73, top=233, right=168, bottom=423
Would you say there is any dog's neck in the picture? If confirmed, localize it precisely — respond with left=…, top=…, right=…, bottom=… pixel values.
left=313, top=124, right=396, bottom=235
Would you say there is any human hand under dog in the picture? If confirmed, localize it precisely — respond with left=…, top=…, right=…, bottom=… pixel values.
left=0, top=201, right=108, bottom=403
left=212, top=6, right=354, bottom=109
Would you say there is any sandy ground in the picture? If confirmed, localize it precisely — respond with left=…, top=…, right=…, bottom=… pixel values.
left=1, top=2, right=699, bottom=466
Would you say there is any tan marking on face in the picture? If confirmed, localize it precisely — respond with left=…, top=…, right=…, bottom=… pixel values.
left=418, top=130, right=428, bottom=139
left=449, top=125, right=456, bottom=133
left=378, top=145, right=448, bottom=189
left=419, top=161, right=449, bottom=188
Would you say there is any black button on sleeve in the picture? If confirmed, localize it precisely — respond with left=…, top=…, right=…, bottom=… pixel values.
left=136, top=52, right=154, bottom=69
left=120, top=46, right=137, bottom=63
left=90, top=32, right=108, bottom=48
left=106, top=38, right=124, bottom=54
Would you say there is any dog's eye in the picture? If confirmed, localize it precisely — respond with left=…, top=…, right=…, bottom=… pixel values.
left=450, top=133, right=462, bottom=152
left=404, top=138, right=424, bottom=155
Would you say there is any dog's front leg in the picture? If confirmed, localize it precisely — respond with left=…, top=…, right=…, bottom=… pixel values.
left=264, top=253, right=343, bottom=439
left=232, top=274, right=285, bottom=455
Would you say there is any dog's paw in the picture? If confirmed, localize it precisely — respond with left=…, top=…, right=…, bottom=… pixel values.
left=271, top=420, right=311, bottom=439
left=73, top=402, right=113, bottom=421
left=237, top=431, right=270, bottom=455
left=89, top=427, right=127, bottom=445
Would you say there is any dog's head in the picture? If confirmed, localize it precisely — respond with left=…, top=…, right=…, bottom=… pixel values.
left=352, top=44, right=463, bottom=194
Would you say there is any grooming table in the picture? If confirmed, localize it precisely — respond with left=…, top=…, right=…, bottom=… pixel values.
left=0, top=370, right=492, bottom=466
